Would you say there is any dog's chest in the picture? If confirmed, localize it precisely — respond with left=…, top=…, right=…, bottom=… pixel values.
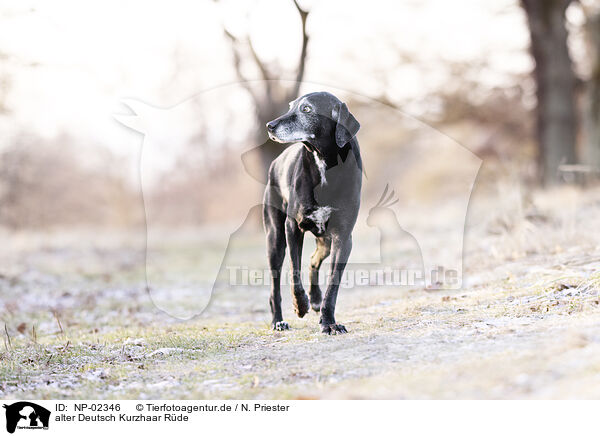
left=312, top=151, right=327, bottom=186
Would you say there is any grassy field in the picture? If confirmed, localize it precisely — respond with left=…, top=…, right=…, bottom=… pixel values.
left=2, top=184, right=600, bottom=399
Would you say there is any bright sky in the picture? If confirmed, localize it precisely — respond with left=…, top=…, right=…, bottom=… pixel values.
left=0, top=0, right=534, bottom=173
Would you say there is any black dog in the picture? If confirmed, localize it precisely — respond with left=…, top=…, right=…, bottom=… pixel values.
left=262, top=92, right=362, bottom=334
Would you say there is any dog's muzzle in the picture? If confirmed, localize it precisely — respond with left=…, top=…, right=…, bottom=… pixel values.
left=267, top=131, right=283, bottom=142
left=266, top=121, right=285, bottom=143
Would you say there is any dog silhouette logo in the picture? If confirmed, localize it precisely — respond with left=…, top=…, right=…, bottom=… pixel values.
left=2, top=402, right=50, bottom=433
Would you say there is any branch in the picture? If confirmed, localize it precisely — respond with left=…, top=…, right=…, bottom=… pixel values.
left=223, top=28, right=260, bottom=103
left=287, top=0, right=309, bottom=102
left=247, top=37, right=273, bottom=101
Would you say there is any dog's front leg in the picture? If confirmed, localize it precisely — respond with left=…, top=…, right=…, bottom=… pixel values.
left=265, top=204, right=288, bottom=331
left=320, top=236, right=352, bottom=334
left=285, top=217, right=310, bottom=318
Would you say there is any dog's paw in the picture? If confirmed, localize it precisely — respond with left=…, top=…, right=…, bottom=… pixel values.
left=293, top=292, right=310, bottom=318
left=320, top=323, right=348, bottom=335
left=298, top=218, right=316, bottom=233
left=272, top=321, right=290, bottom=331
left=309, top=288, right=322, bottom=313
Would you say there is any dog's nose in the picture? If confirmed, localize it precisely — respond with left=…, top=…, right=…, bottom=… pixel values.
left=266, top=121, right=277, bottom=132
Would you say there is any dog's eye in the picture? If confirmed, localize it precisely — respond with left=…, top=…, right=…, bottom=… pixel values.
left=301, top=105, right=311, bottom=113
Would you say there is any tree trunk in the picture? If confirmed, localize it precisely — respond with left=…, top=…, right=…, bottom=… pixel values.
left=583, top=9, right=600, bottom=169
left=223, top=0, right=310, bottom=181
left=521, top=0, right=577, bottom=185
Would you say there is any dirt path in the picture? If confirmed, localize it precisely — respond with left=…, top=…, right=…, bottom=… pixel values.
left=2, top=186, right=600, bottom=399
left=2, top=235, right=600, bottom=399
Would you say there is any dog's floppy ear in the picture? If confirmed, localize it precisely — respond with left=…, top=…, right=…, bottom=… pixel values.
left=333, top=102, right=360, bottom=148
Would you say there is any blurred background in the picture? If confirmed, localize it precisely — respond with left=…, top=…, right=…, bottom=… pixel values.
left=3, top=0, right=600, bottom=400
left=0, top=0, right=598, bottom=231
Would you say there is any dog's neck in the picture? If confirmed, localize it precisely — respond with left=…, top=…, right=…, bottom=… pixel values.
left=302, top=139, right=354, bottom=169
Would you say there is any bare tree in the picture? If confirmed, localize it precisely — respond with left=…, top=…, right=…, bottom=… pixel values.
left=582, top=5, right=600, bottom=168
left=221, top=0, right=310, bottom=177
left=521, top=0, right=578, bottom=185
left=0, top=52, right=9, bottom=113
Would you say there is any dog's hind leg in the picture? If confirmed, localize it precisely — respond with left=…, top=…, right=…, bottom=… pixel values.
left=320, top=235, right=352, bottom=334
left=285, top=217, right=310, bottom=318
left=309, top=236, right=331, bottom=313
left=264, top=205, right=288, bottom=330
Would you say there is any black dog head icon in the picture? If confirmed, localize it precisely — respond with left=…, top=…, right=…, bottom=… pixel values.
left=3, top=402, right=50, bottom=434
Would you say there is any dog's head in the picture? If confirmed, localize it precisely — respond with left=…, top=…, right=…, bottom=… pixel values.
left=266, top=92, right=360, bottom=154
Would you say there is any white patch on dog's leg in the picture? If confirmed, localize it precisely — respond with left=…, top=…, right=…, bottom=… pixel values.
left=313, top=151, right=327, bottom=186
left=308, top=206, right=333, bottom=233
